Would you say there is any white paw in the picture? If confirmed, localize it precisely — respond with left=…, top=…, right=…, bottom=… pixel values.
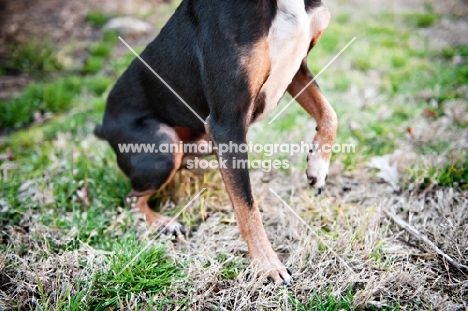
left=306, top=152, right=329, bottom=193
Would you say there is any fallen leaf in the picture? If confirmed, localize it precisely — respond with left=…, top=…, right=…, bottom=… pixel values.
left=423, top=108, right=437, bottom=118
left=367, top=155, right=400, bottom=191
left=349, top=121, right=361, bottom=131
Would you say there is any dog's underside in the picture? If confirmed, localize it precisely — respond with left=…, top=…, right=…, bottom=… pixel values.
left=95, top=0, right=337, bottom=284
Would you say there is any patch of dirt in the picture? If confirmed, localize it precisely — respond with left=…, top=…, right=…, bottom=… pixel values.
left=0, top=0, right=165, bottom=46
left=423, top=18, right=468, bottom=49
left=0, top=0, right=166, bottom=100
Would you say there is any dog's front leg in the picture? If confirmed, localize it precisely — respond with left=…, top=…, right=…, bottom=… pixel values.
left=206, top=120, right=292, bottom=284
left=288, top=59, right=338, bottom=192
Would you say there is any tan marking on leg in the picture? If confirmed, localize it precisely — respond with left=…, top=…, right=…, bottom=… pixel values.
left=288, top=61, right=337, bottom=160
left=222, top=174, right=292, bottom=284
left=243, top=37, right=271, bottom=97
left=308, top=30, right=323, bottom=51
left=240, top=37, right=272, bottom=124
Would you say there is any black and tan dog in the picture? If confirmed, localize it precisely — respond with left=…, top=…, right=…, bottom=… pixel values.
left=95, top=0, right=337, bottom=284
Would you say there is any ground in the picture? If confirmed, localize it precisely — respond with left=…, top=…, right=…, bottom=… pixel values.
left=0, top=0, right=467, bottom=310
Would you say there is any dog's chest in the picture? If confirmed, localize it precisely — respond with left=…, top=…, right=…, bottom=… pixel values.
left=253, top=0, right=312, bottom=122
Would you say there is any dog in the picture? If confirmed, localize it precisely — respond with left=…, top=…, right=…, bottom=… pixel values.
left=95, top=0, right=337, bottom=285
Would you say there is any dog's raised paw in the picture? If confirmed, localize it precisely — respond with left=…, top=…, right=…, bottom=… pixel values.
left=306, top=152, right=330, bottom=191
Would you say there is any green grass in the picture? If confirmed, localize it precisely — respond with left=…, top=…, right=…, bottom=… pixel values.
left=88, top=42, right=113, bottom=58
left=406, top=152, right=468, bottom=190
left=83, top=56, right=105, bottom=74
left=0, top=40, right=63, bottom=74
left=289, top=290, right=354, bottom=311
left=0, top=75, right=113, bottom=129
left=438, top=156, right=468, bottom=189
left=85, top=10, right=111, bottom=28
left=215, top=253, right=248, bottom=280
left=289, top=289, right=400, bottom=311
left=403, top=13, right=439, bottom=28
left=90, top=238, right=184, bottom=310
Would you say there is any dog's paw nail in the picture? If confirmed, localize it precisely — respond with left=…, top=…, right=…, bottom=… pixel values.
left=287, top=268, right=293, bottom=276
left=264, top=277, right=274, bottom=285
left=282, top=280, right=292, bottom=287
left=317, top=187, right=323, bottom=195
left=325, top=174, right=328, bottom=181
left=309, top=177, right=317, bottom=186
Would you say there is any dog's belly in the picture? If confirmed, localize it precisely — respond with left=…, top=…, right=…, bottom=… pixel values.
left=253, top=1, right=327, bottom=123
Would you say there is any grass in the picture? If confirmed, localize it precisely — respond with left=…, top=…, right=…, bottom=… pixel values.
left=88, top=42, right=113, bottom=58
left=289, top=288, right=400, bottom=311
left=85, top=10, right=111, bottom=28
left=0, top=40, right=63, bottom=75
left=215, top=253, right=248, bottom=280
left=0, top=28, right=119, bottom=130
left=90, top=237, right=184, bottom=310
left=289, top=290, right=355, bottom=311
left=1, top=2, right=467, bottom=311
left=403, top=13, right=439, bottom=28
left=0, top=75, right=113, bottom=129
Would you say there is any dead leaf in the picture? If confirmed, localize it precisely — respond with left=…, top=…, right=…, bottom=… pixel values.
left=367, top=155, right=400, bottom=191
left=423, top=108, right=437, bottom=118
left=349, top=121, right=361, bottom=131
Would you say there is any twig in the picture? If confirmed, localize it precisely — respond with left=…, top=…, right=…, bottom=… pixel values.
left=385, top=211, right=468, bottom=273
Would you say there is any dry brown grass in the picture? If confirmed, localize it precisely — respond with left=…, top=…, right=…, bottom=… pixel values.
left=2, top=167, right=466, bottom=310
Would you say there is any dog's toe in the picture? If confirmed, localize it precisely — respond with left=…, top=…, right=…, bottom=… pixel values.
left=255, top=256, right=293, bottom=286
